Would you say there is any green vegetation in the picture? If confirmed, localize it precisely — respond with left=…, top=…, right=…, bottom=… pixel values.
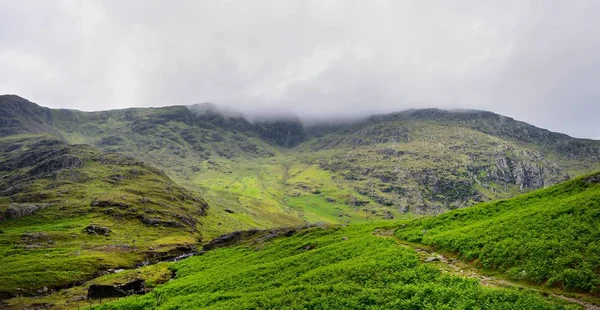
left=5, top=263, right=172, bottom=309
left=396, top=172, right=600, bottom=293
left=96, top=224, right=576, bottom=309
left=0, top=135, right=207, bottom=295
left=2, top=95, right=600, bottom=308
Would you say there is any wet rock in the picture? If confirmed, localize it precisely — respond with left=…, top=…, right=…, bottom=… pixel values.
left=87, top=279, right=145, bottom=299
left=83, top=225, right=111, bottom=236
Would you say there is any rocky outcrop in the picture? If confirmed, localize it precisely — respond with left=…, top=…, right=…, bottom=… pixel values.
left=139, top=216, right=184, bottom=228
left=202, top=225, right=319, bottom=251
left=254, top=118, right=306, bottom=148
left=27, top=154, right=84, bottom=176
left=91, top=199, right=130, bottom=209
left=87, top=279, right=145, bottom=299
left=202, top=229, right=260, bottom=251
left=4, top=203, right=50, bottom=220
left=314, top=123, right=410, bottom=150
left=83, top=225, right=111, bottom=236
left=585, top=173, right=600, bottom=184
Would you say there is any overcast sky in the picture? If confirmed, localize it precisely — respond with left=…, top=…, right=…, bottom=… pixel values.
left=1, top=1, right=599, bottom=139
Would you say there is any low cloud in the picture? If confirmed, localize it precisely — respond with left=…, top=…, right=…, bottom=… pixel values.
left=0, top=1, right=598, bottom=138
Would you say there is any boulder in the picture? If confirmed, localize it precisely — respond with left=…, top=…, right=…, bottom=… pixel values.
left=83, top=225, right=111, bottom=236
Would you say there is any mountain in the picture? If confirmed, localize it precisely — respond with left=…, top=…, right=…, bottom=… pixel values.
left=1, top=94, right=600, bottom=306
left=2, top=95, right=599, bottom=214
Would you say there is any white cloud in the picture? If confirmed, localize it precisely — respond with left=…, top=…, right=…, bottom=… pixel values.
left=0, top=0, right=598, bottom=138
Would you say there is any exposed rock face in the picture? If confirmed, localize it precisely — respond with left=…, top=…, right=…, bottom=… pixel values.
left=317, top=123, right=411, bottom=149
left=139, top=216, right=184, bottom=228
left=202, top=230, right=260, bottom=251
left=91, top=200, right=130, bottom=209
left=4, top=203, right=50, bottom=220
left=586, top=173, right=600, bottom=183
left=202, top=225, right=317, bottom=251
left=83, top=225, right=111, bottom=236
left=254, top=118, right=306, bottom=148
left=87, top=279, right=145, bottom=299
left=96, top=136, right=124, bottom=147
left=27, top=154, right=84, bottom=177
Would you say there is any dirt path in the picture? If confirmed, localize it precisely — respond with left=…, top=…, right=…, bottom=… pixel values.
left=373, top=229, right=600, bottom=310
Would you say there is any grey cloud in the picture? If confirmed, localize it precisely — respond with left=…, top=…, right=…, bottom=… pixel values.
left=0, top=0, right=598, bottom=138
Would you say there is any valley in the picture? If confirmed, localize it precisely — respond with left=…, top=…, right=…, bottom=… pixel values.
left=1, top=95, right=599, bottom=309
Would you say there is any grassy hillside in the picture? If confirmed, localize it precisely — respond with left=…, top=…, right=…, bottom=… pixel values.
left=94, top=224, right=576, bottom=309
left=395, top=171, right=600, bottom=293
left=0, top=134, right=211, bottom=296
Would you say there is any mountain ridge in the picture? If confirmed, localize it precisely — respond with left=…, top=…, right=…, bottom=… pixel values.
left=2, top=94, right=599, bottom=213
left=3, top=94, right=599, bottom=144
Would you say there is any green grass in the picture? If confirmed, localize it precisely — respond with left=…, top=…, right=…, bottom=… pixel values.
left=95, top=224, right=576, bottom=309
left=0, top=136, right=209, bottom=295
left=6, top=262, right=172, bottom=309
left=395, top=172, right=600, bottom=293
